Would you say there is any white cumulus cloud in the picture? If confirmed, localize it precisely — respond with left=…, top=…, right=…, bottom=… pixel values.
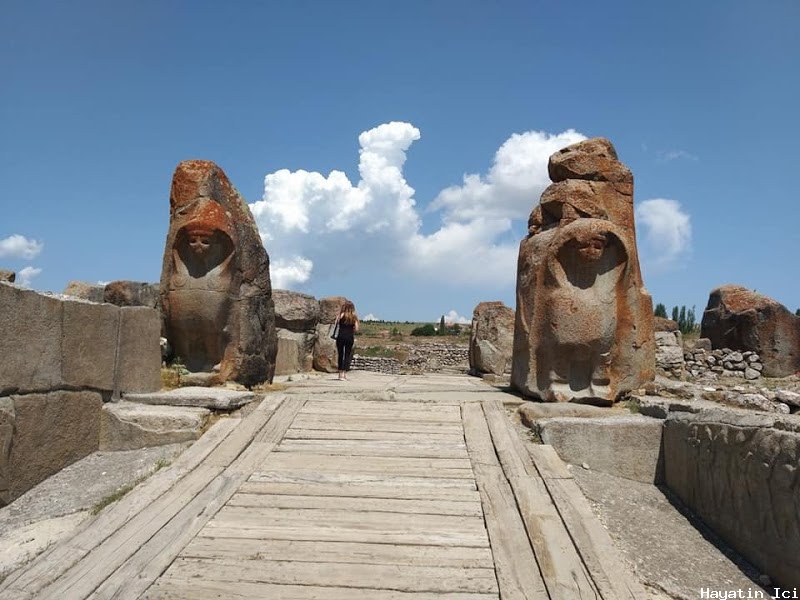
left=252, top=122, right=587, bottom=291
left=444, top=310, right=471, bottom=325
left=270, top=256, right=313, bottom=289
left=635, top=198, right=692, bottom=271
left=0, top=234, right=43, bottom=259
left=17, top=266, right=42, bottom=287
left=429, top=129, right=586, bottom=222
left=362, top=313, right=379, bottom=321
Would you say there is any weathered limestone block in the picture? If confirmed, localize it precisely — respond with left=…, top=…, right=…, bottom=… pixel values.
left=100, top=402, right=209, bottom=451
left=116, top=307, right=162, bottom=394
left=0, top=284, right=63, bottom=394
left=275, top=329, right=316, bottom=376
left=664, top=409, right=800, bottom=588
left=1, top=391, right=102, bottom=504
left=655, top=330, right=684, bottom=377
left=62, top=281, right=104, bottom=302
left=103, top=280, right=159, bottom=308
left=273, top=290, right=320, bottom=331
left=535, top=415, right=664, bottom=483
left=469, top=301, right=514, bottom=376
left=512, top=138, right=655, bottom=405
left=312, top=324, right=338, bottom=373
left=124, top=387, right=254, bottom=410
left=0, top=270, right=14, bottom=283
left=61, top=300, right=118, bottom=390
left=0, top=398, right=13, bottom=502
left=159, top=160, right=277, bottom=387
left=700, top=285, right=800, bottom=377
left=318, top=296, right=349, bottom=324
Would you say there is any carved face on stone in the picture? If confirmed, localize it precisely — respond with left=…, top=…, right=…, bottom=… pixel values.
left=188, top=231, right=212, bottom=255
left=577, top=233, right=607, bottom=262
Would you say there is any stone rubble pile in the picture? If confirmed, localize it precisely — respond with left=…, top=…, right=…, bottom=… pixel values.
left=654, top=331, right=684, bottom=379
left=685, top=347, right=763, bottom=380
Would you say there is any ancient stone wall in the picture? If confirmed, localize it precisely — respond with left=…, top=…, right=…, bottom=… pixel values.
left=351, top=355, right=402, bottom=374
left=701, top=285, right=800, bottom=377
left=401, top=343, right=469, bottom=373
left=664, top=409, right=800, bottom=589
left=684, top=348, right=763, bottom=380
left=0, top=283, right=161, bottom=504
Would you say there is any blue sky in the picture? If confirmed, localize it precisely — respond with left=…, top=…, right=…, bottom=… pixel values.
left=2, top=1, right=798, bottom=321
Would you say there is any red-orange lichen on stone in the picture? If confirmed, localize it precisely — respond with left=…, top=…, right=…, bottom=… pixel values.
left=512, top=138, right=654, bottom=405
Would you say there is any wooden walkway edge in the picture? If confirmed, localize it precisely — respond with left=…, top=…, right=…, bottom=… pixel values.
left=1, top=374, right=647, bottom=600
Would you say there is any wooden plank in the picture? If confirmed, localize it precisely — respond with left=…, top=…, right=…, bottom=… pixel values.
left=250, top=470, right=477, bottom=490
left=197, top=524, right=490, bottom=547
left=36, top=397, right=300, bottom=600
left=261, top=453, right=474, bottom=478
left=285, top=428, right=465, bottom=442
left=300, top=407, right=461, bottom=422
left=481, top=400, right=536, bottom=477
left=160, top=557, right=499, bottom=594
left=238, top=480, right=481, bottom=502
left=276, top=439, right=468, bottom=459
left=482, top=400, right=598, bottom=600
left=546, top=477, right=648, bottom=600
left=461, top=402, right=549, bottom=600
left=527, top=444, right=573, bottom=480
left=87, top=397, right=306, bottom=600
left=227, top=492, right=483, bottom=516
left=0, top=415, right=242, bottom=600
left=291, top=417, right=463, bottom=435
left=304, top=399, right=462, bottom=413
left=144, top=579, right=498, bottom=600
left=180, top=538, right=494, bottom=568
left=210, top=505, right=486, bottom=533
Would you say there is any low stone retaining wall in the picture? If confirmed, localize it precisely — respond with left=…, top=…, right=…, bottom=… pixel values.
left=0, top=283, right=161, bottom=504
left=664, top=409, right=799, bottom=589
left=521, top=398, right=800, bottom=589
left=400, top=343, right=469, bottom=373
left=685, top=347, right=763, bottom=380
left=351, top=355, right=402, bottom=374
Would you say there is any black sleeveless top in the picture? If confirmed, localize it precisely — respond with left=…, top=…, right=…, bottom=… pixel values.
left=337, top=320, right=356, bottom=340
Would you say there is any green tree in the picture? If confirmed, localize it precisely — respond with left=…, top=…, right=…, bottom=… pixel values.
left=796, top=308, right=800, bottom=316
left=439, top=315, right=446, bottom=335
left=411, top=324, right=437, bottom=336
left=654, top=303, right=668, bottom=318
left=678, top=306, right=687, bottom=331
left=671, top=306, right=679, bottom=322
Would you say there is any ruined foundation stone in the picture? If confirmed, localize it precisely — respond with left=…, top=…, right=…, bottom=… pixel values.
left=469, top=301, right=514, bottom=376
left=159, top=160, right=277, bottom=387
left=62, top=281, right=105, bottom=303
left=664, top=409, right=800, bottom=588
left=700, top=284, right=800, bottom=377
left=103, top=280, right=159, bottom=308
left=273, top=290, right=319, bottom=377
left=0, top=283, right=162, bottom=503
left=512, top=138, right=655, bottom=404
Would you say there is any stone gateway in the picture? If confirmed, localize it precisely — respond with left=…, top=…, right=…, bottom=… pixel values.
left=159, top=160, right=277, bottom=387
left=512, top=138, right=654, bottom=404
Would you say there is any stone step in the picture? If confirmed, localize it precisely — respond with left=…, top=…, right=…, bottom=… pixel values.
left=124, top=387, right=255, bottom=410
left=100, top=402, right=210, bottom=451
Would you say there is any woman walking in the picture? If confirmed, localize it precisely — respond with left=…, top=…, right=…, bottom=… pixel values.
left=334, top=300, right=359, bottom=380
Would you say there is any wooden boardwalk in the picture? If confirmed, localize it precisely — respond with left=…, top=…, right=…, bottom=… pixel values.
left=0, top=373, right=645, bottom=599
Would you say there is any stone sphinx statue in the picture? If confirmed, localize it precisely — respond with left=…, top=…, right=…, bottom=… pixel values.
left=512, top=138, right=654, bottom=404
left=159, top=160, right=277, bottom=387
